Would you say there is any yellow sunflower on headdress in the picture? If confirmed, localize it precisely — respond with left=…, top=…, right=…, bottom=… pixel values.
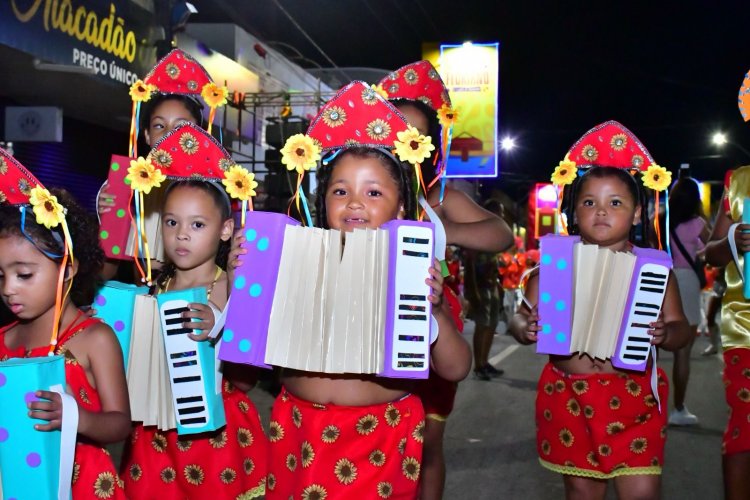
left=437, top=104, right=459, bottom=128
left=222, top=165, right=257, bottom=201
left=551, top=154, right=577, bottom=186
left=281, top=134, right=321, bottom=174
left=28, top=186, right=65, bottom=229
left=642, top=164, right=671, bottom=191
left=201, top=83, right=229, bottom=108
left=394, top=125, right=435, bottom=165
left=126, top=157, right=166, bottom=194
left=129, top=80, right=155, bottom=102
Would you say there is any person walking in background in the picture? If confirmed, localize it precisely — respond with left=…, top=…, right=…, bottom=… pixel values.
left=667, top=177, right=711, bottom=426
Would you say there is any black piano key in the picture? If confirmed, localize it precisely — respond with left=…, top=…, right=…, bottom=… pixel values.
left=402, top=250, right=429, bottom=258
left=164, top=306, right=190, bottom=316
left=165, top=316, right=185, bottom=325
left=178, top=405, right=206, bottom=415
left=641, top=279, right=666, bottom=286
left=397, top=361, right=425, bottom=368
left=398, top=335, right=424, bottom=342
left=166, top=327, right=193, bottom=335
left=398, top=314, right=427, bottom=321
left=400, top=294, right=426, bottom=301
left=639, top=286, right=665, bottom=293
left=628, top=336, right=652, bottom=344
left=642, top=271, right=667, bottom=279
left=623, top=354, right=647, bottom=360
left=170, top=351, right=197, bottom=359
left=634, top=310, right=658, bottom=317
left=399, top=305, right=427, bottom=312
left=635, top=302, right=660, bottom=309
left=173, top=360, right=198, bottom=368
left=403, top=237, right=429, bottom=244
left=174, top=375, right=202, bottom=383
left=176, top=396, right=204, bottom=404
left=627, top=346, right=650, bottom=352
left=630, top=322, right=651, bottom=328
left=398, top=353, right=426, bottom=359
left=180, top=416, right=208, bottom=425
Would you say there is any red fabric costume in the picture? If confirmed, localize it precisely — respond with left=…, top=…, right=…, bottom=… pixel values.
left=417, top=287, right=462, bottom=420
left=722, top=348, right=750, bottom=455
left=266, top=388, right=425, bottom=499
left=535, top=363, right=668, bottom=479
left=0, top=314, right=127, bottom=499
left=120, top=367, right=267, bottom=499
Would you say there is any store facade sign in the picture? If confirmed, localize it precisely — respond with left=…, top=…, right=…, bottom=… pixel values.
left=425, top=42, right=499, bottom=178
left=1, top=0, right=157, bottom=85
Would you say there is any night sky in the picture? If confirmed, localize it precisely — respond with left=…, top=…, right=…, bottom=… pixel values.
left=191, top=1, right=750, bottom=192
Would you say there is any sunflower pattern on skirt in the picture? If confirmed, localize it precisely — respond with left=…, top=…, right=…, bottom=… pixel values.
left=121, top=380, right=267, bottom=499
left=722, top=347, right=750, bottom=455
left=266, top=388, right=425, bottom=499
left=535, top=363, right=669, bottom=479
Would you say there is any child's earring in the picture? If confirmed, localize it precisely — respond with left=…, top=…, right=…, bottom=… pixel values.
left=398, top=205, right=405, bottom=219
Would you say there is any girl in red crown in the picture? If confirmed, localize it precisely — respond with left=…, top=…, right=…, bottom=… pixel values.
left=230, top=81, right=472, bottom=499
left=99, top=49, right=227, bottom=281
left=379, top=60, right=514, bottom=499
left=119, top=124, right=267, bottom=499
left=0, top=150, right=130, bottom=498
left=510, top=122, right=690, bottom=498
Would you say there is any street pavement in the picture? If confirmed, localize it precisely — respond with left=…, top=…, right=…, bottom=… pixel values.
left=440, top=322, right=726, bottom=500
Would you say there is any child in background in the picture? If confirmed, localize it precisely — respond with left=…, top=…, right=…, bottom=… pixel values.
left=380, top=60, right=513, bottom=499
left=510, top=122, right=690, bottom=499
left=704, top=165, right=750, bottom=500
left=0, top=149, right=130, bottom=498
left=119, top=123, right=267, bottom=499
left=231, top=81, right=471, bottom=499
left=99, top=49, right=226, bottom=282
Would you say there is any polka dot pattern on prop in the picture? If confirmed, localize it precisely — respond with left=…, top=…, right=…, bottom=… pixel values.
left=0, top=356, right=67, bottom=499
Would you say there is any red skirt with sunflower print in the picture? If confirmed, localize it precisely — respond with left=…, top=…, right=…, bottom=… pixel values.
left=536, top=362, right=668, bottom=479
left=266, top=387, right=425, bottom=499
left=120, top=381, right=267, bottom=499
left=722, top=347, right=750, bottom=455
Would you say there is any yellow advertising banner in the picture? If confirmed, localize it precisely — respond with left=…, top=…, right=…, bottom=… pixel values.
left=424, top=42, right=499, bottom=178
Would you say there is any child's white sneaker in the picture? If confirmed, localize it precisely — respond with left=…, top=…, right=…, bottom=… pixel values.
left=668, top=407, right=699, bottom=426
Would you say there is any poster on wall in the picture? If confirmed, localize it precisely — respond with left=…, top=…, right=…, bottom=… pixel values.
left=425, top=42, right=499, bottom=178
left=0, top=0, right=158, bottom=86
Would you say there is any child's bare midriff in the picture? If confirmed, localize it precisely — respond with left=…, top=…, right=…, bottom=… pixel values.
left=550, top=353, right=621, bottom=374
left=283, top=370, right=415, bottom=406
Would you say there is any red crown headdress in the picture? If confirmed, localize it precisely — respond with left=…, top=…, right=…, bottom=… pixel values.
left=378, top=60, right=458, bottom=201
left=126, top=123, right=256, bottom=283
left=551, top=120, right=672, bottom=246
left=128, top=49, right=228, bottom=156
left=279, top=81, right=435, bottom=225
left=0, top=148, right=74, bottom=353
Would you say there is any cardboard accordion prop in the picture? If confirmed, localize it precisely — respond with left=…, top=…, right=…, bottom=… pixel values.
left=95, top=284, right=225, bottom=435
left=98, top=155, right=134, bottom=260
left=220, top=211, right=436, bottom=379
left=537, top=235, right=672, bottom=372
left=0, top=356, right=77, bottom=500
left=98, top=155, right=167, bottom=263
left=93, top=281, right=149, bottom=371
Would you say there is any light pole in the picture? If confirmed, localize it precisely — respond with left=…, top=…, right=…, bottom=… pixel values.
left=711, top=131, right=750, bottom=160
